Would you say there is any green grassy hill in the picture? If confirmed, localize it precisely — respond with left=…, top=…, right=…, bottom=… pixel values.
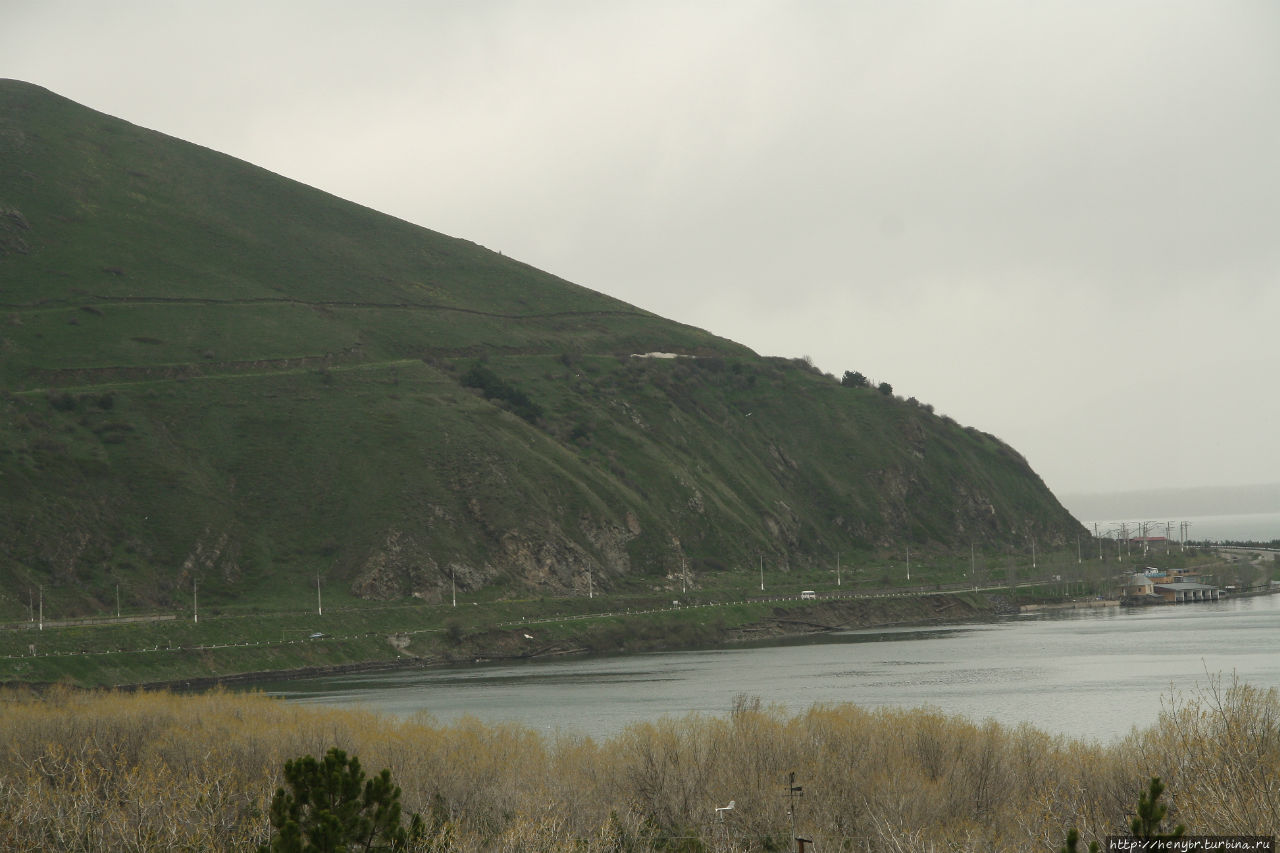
left=0, top=79, right=1084, bottom=619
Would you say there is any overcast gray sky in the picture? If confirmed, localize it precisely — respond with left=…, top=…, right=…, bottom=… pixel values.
left=5, top=1, right=1278, bottom=500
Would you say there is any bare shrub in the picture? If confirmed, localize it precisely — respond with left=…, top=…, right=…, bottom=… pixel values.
left=1, top=679, right=1277, bottom=850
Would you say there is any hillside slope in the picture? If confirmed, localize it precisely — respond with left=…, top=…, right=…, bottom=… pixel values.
left=0, top=80, right=1084, bottom=617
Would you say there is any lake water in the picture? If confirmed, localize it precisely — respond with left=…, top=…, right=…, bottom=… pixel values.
left=1178, top=511, right=1280, bottom=542
left=258, top=594, right=1280, bottom=744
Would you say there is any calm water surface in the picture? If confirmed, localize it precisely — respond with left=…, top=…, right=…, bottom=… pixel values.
left=257, top=594, right=1280, bottom=743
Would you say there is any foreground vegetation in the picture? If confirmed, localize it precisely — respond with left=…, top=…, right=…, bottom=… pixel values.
left=0, top=676, right=1275, bottom=851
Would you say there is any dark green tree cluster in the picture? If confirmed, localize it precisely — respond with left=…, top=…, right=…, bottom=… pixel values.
left=261, top=747, right=419, bottom=853
left=460, top=363, right=543, bottom=424
left=842, top=370, right=897, bottom=398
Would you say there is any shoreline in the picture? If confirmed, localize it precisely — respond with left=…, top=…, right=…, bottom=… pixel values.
left=1019, top=599, right=1119, bottom=612
left=23, top=588, right=1271, bottom=694
left=132, top=591, right=1019, bottom=693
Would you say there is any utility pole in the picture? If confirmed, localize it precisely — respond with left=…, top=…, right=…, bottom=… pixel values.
left=836, top=551, right=841, bottom=587
left=588, top=569, right=594, bottom=599
left=193, top=579, right=198, bottom=624
left=116, top=583, right=121, bottom=618
left=451, top=564, right=457, bottom=608
left=906, top=544, right=910, bottom=582
left=760, top=554, right=764, bottom=592
left=786, top=772, right=808, bottom=852
left=316, top=573, right=323, bottom=616
left=38, top=585, right=43, bottom=631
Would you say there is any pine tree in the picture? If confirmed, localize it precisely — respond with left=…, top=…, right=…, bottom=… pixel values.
left=1060, top=827, right=1099, bottom=853
left=1130, top=776, right=1185, bottom=841
left=1060, top=774, right=1184, bottom=852
left=261, top=747, right=416, bottom=852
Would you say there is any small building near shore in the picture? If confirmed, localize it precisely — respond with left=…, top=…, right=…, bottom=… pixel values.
left=1121, top=573, right=1156, bottom=597
left=1119, top=573, right=1163, bottom=606
left=1120, top=571, right=1221, bottom=604
left=1153, top=577, right=1221, bottom=603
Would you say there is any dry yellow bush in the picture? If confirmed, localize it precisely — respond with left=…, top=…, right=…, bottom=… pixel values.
left=0, top=677, right=1275, bottom=851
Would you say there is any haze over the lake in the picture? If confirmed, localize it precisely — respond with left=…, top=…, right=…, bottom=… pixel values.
left=5, top=1, right=1278, bottom=499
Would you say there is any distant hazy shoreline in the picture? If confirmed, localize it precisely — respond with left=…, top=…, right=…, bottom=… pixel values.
left=1062, top=483, right=1280, bottom=541
left=1080, top=511, right=1280, bottom=544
